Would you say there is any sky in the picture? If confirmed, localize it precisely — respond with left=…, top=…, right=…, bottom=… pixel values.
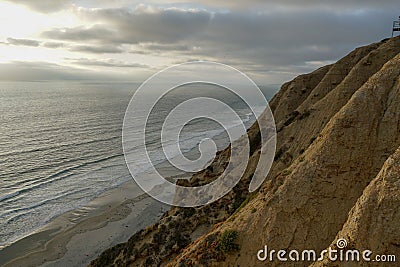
left=0, top=0, right=399, bottom=85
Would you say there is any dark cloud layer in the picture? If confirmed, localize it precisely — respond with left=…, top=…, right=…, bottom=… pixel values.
left=6, top=0, right=400, bottom=13
left=3, top=1, right=400, bottom=83
left=188, top=0, right=400, bottom=10
left=43, top=5, right=397, bottom=72
left=47, top=6, right=212, bottom=44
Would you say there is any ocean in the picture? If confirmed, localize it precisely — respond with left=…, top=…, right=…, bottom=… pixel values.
left=0, top=81, right=277, bottom=249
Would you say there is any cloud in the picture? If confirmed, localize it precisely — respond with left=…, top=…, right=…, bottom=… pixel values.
left=46, top=6, right=212, bottom=44
left=162, top=0, right=400, bottom=11
left=4, top=36, right=123, bottom=55
left=6, top=38, right=40, bottom=47
left=67, top=58, right=149, bottom=68
left=0, top=61, right=144, bottom=82
left=38, top=4, right=397, bottom=84
left=44, top=6, right=395, bottom=57
left=0, top=61, right=96, bottom=81
left=11, top=2, right=399, bottom=84
left=43, top=42, right=65, bottom=48
left=69, top=44, right=124, bottom=54
left=42, top=25, right=117, bottom=42
left=4, top=37, right=122, bottom=55
left=139, top=43, right=194, bottom=52
left=4, top=0, right=71, bottom=13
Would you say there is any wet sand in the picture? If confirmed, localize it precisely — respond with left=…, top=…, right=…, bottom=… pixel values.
left=0, top=132, right=228, bottom=267
left=0, top=179, right=169, bottom=267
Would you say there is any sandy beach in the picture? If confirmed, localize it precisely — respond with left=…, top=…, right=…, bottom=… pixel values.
left=0, top=125, right=225, bottom=267
left=0, top=178, right=169, bottom=267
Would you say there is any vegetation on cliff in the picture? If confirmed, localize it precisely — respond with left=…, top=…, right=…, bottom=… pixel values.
left=91, top=36, right=400, bottom=267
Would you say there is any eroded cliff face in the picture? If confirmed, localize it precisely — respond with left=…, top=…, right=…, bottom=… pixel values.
left=90, top=36, right=400, bottom=267
left=311, top=147, right=400, bottom=267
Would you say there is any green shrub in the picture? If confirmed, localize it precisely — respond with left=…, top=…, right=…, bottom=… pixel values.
left=182, top=207, right=196, bottom=218
left=274, top=147, right=284, bottom=161
left=217, top=230, right=239, bottom=253
left=232, top=196, right=245, bottom=211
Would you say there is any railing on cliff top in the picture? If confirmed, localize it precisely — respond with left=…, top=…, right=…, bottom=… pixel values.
left=392, top=16, right=400, bottom=37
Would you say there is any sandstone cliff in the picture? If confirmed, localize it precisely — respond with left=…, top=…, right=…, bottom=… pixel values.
left=90, top=36, right=400, bottom=267
left=311, top=146, right=400, bottom=267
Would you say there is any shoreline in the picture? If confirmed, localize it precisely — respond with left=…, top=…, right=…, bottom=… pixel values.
left=0, top=123, right=232, bottom=267
left=0, top=178, right=169, bottom=267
